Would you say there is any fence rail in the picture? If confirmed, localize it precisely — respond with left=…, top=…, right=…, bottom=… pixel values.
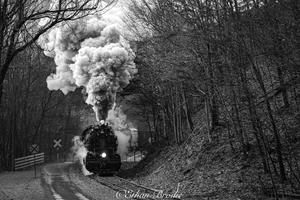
left=14, top=152, right=44, bottom=170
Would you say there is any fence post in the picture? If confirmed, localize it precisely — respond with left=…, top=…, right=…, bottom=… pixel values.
left=34, top=154, right=36, bottom=178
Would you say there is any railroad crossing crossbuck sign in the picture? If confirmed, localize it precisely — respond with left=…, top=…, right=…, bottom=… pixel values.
left=29, top=144, right=39, bottom=154
left=53, top=139, right=62, bottom=150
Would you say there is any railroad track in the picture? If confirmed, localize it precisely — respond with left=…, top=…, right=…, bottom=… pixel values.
left=89, top=174, right=183, bottom=200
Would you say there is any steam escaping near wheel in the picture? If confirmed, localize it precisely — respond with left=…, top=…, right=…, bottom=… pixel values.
left=71, top=136, right=93, bottom=176
left=40, top=15, right=137, bottom=121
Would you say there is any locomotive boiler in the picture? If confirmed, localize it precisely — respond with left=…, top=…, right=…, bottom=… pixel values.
left=81, top=123, right=121, bottom=174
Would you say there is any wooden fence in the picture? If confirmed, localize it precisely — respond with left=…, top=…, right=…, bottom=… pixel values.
left=14, top=152, right=44, bottom=170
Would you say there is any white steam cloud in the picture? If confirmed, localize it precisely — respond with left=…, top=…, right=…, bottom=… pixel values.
left=71, top=136, right=92, bottom=176
left=107, top=106, right=137, bottom=157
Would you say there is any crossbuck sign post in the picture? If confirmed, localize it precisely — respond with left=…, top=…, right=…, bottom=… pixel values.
left=53, top=139, right=62, bottom=161
left=29, top=144, right=39, bottom=178
left=53, top=139, right=62, bottom=149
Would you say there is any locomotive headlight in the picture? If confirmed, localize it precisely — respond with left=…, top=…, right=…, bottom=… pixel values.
left=101, top=152, right=107, bottom=158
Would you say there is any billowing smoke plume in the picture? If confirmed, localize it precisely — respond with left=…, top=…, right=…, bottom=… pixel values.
left=41, top=16, right=137, bottom=120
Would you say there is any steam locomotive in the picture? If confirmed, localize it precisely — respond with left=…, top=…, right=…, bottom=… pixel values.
left=81, top=123, right=121, bottom=174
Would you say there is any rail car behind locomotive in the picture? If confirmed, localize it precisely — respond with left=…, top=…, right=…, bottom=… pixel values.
left=81, top=123, right=121, bottom=174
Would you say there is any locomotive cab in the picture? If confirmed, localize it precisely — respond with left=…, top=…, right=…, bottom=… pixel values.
left=82, top=124, right=121, bottom=174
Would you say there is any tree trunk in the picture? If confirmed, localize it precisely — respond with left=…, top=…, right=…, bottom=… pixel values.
left=207, top=43, right=219, bottom=130
left=181, top=83, right=193, bottom=132
left=277, top=66, right=289, bottom=108
left=239, top=64, right=270, bottom=173
left=205, top=97, right=212, bottom=142
left=232, top=87, right=247, bottom=155
left=250, top=59, right=287, bottom=181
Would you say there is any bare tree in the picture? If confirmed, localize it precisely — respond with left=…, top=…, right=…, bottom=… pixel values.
left=125, top=0, right=300, bottom=193
left=0, top=0, right=115, bottom=105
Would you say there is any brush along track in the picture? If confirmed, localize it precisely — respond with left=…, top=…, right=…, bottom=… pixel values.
left=89, top=175, right=182, bottom=200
